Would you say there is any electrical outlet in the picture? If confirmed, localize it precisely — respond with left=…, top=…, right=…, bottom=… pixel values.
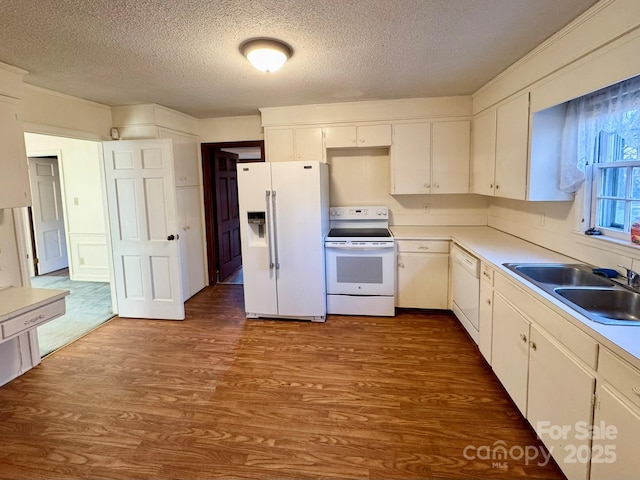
left=538, top=213, right=545, bottom=226
left=79, top=257, right=85, bottom=265
left=423, top=204, right=430, bottom=213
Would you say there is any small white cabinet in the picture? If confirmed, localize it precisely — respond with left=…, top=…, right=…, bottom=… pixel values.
left=265, top=127, right=324, bottom=162
left=396, top=240, right=449, bottom=309
left=159, top=128, right=200, bottom=186
left=478, top=263, right=494, bottom=363
left=590, top=348, right=640, bottom=480
left=491, top=292, right=531, bottom=412
left=0, top=96, right=30, bottom=208
left=325, top=124, right=391, bottom=148
left=391, top=120, right=470, bottom=195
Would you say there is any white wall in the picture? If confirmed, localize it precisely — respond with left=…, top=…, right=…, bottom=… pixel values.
left=25, top=133, right=109, bottom=282
left=198, top=115, right=263, bottom=142
left=0, top=209, right=22, bottom=286
left=327, top=147, right=488, bottom=226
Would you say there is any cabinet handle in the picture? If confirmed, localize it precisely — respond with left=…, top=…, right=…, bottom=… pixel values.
left=424, top=183, right=430, bottom=189
left=434, top=184, right=439, bottom=189
left=399, top=262, right=405, bottom=268
left=632, top=386, right=640, bottom=396
left=360, top=139, right=365, bottom=143
left=496, top=185, right=500, bottom=190
left=519, top=333, right=527, bottom=343
left=530, top=341, right=537, bottom=351
left=486, top=299, right=491, bottom=305
left=418, top=245, right=430, bottom=250
left=490, top=184, right=493, bottom=189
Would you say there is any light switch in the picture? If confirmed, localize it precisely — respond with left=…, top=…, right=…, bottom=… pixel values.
left=74, top=197, right=79, bottom=205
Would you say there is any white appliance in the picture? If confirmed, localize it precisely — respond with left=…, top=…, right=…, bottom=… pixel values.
left=325, top=206, right=395, bottom=316
left=451, top=244, right=480, bottom=343
left=237, top=161, right=329, bottom=322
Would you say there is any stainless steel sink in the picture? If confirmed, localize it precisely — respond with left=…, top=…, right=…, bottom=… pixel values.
left=555, top=288, right=640, bottom=324
left=512, top=265, right=614, bottom=287
left=503, top=263, right=639, bottom=326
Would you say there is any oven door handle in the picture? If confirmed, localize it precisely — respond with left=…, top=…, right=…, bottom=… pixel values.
left=325, top=244, right=395, bottom=251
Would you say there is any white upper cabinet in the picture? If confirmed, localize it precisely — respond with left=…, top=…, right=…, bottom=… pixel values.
left=494, top=92, right=529, bottom=200
left=391, top=120, right=470, bottom=195
left=390, top=122, right=431, bottom=194
left=432, top=120, right=470, bottom=194
left=471, top=108, right=497, bottom=196
left=472, top=92, right=572, bottom=201
left=0, top=96, right=30, bottom=208
left=325, top=124, right=391, bottom=148
left=159, top=128, right=200, bottom=187
left=265, top=127, right=324, bottom=162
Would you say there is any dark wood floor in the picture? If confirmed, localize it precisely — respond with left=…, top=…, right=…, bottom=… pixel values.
left=0, top=285, right=565, bottom=479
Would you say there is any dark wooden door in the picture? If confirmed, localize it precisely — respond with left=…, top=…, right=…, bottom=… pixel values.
left=213, top=149, right=242, bottom=281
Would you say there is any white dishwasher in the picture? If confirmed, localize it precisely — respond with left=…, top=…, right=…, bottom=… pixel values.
left=451, top=244, right=480, bottom=344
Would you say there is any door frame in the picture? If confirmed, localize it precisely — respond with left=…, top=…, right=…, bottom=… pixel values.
left=201, top=141, right=264, bottom=285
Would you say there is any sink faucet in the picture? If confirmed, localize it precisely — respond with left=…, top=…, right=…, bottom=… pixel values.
left=618, top=265, right=640, bottom=289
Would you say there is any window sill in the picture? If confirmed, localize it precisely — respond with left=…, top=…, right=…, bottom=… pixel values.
left=572, top=230, right=640, bottom=258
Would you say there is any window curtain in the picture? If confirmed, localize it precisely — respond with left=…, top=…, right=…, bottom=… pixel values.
left=560, top=75, right=640, bottom=193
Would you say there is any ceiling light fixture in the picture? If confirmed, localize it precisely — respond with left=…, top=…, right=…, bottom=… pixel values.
left=241, top=38, right=292, bottom=73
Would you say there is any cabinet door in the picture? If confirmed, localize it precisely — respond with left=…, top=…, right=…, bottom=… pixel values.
left=390, top=123, right=431, bottom=194
left=0, top=97, right=30, bottom=208
left=491, top=293, right=530, bottom=413
left=294, top=127, right=324, bottom=161
left=478, top=280, right=493, bottom=364
left=495, top=93, right=529, bottom=200
left=265, top=128, right=294, bottom=161
left=471, top=108, right=496, bottom=196
left=325, top=126, right=356, bottom=148
left=159, top=129, right=200, bottom=186
left=432, top=120, right=470, bottom=194
left=176, top=186, right=206, bottom=300
left=590, top=384, right=640, bottom=480
left=358, top=124, right=392, bottom=147
left=527, top=325, right=595, bottom=480
left=397, top=252, right=448, bottom=309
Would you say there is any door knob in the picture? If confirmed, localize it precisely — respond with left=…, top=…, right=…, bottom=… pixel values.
left=167, top=234, right=175, bottom=241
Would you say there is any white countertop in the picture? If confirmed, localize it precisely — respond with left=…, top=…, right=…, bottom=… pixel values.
left=0, top=287, right=69, bottom=323
left=391, top=226, right=640, bottom=369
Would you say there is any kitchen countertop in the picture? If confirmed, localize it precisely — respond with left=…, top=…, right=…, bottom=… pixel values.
left=391, top=225, right=640, bottom=369
left=0, top=287, right=69, bottom=323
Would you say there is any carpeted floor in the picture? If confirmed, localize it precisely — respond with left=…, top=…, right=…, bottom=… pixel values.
left=31, top=274, right=114, bottom=357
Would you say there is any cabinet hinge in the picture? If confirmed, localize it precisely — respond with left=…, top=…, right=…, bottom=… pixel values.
left=591, top=393, right=598, bottom=409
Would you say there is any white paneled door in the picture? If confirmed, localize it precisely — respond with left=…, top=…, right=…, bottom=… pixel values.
left=102, top=139, right=184, bottom=320
left=28, top=157, right=68, bottom=274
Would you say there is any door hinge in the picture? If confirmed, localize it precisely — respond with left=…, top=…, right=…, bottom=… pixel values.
left=591, top=393, right=599, bottom=409
left=33, top=257, right=39, bottom=265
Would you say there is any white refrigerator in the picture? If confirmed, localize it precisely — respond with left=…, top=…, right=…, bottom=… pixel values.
left=237, top=161, right=329, bottom=322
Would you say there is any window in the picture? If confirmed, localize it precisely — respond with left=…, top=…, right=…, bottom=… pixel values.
left=593, top=133, right=640, bottom=238
left=559, top=75, right=640, bottom=242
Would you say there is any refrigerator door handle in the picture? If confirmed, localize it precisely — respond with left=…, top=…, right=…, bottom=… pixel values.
left=272, top=190, right=280, bottom=269
left=265, top=190, right=274, bottom=269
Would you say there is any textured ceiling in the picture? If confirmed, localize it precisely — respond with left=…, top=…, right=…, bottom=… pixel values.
left=0, top=0, right=599, bottom=118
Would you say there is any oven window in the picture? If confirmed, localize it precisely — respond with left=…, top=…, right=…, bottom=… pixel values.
left=336, top=257, right=383, bottom=284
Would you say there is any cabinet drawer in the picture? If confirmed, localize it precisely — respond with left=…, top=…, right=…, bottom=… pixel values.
left=480, top=263, right=494, bottom=285
left=599, top=348, right=640, bottom=409
left=1, top=299, right=66, bottom=339
left=396, top=240, right=449, bottom=253
left=495, top=274, right=598, bottom=369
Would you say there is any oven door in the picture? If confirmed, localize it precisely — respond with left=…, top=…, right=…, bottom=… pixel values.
left=325, top=242, right=395, bottom=295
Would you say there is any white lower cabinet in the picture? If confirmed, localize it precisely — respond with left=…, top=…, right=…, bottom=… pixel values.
left=590, top=348, right=640, bottom=480
left=527, top=326, right=595, bottom=480
left=492, top=282, right=596, bottom=480
left=491, top=293, right=531, bottom=412
left=396, top=240, right=449, bottom=309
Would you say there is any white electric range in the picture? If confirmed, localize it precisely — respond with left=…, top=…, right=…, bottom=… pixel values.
left=324, top=206, right=395, bottom=316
